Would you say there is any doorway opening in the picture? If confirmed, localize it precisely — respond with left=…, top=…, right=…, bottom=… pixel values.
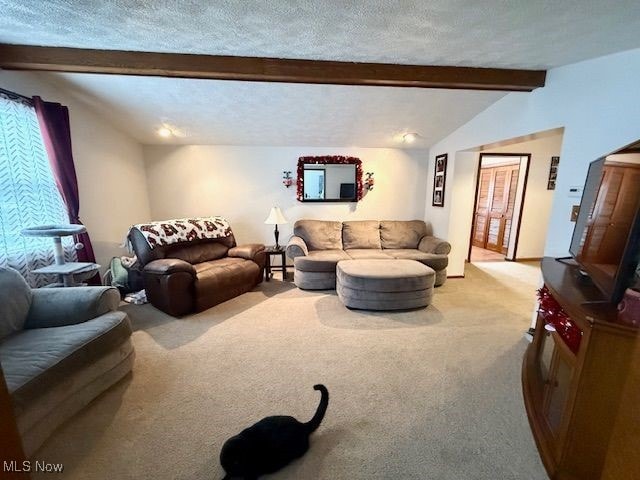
left=469, top=153, right=530, bottom=263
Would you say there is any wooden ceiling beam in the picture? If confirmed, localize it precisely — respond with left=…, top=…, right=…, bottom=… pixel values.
left=0, top=44, right=546, bottom=92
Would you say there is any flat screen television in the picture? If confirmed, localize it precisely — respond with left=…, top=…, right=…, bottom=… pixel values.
left=569, top=155, right=640, bottom=303
left=339, top=183, right=356, bottom=200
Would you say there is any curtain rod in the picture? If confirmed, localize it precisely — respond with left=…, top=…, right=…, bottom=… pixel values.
left=0, top=87, right=33, bottom=103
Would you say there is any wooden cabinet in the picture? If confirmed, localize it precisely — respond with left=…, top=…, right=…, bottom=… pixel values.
left=522, top=258, right=638, bottom=479
left=541, top=330, right=575, bottom=438
left=0, top=364, right=29, bottom=479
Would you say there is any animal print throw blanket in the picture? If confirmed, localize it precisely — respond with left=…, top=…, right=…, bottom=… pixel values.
left=131, top=216, right=232, bottom=249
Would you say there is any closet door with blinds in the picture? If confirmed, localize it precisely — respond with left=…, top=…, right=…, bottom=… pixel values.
left=472, top=163, right=519, bottom=254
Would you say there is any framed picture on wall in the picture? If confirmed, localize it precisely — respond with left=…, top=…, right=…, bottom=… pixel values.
left=547, top=156, right=560, bottom=190
left=432, top=153, right=447, bottom=207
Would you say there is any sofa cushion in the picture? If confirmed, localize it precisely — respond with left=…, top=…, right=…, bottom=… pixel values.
left=25, top=287, right=120, bottom=329
left=194, top=259, right=260, bottom=310
left=380, top=221, right=429, bottom=249
left=128, top=227, right=235, bottom=266
left=228, top=243, right=265, bottom=261
left=294, top=250, right=351, bottom=272
left=165, top=240, right=230, bottom=265
left=0, top=311, right=131, bottom=414
left=383, top=249, right=449, bottom=271
left=0, top=267, right=33, bottom=341
left=337, top=259, right=434, bottom=292
left=294, top=220, right=343, bottom=251
left=344, top=249, right=394, bottom=260
left=194, top=257, right=246, bottom=275
left=342, top=221, right=381, bottom=250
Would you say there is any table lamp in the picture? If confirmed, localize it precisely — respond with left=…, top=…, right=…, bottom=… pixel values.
left=264, top=206, right=288, bottom=249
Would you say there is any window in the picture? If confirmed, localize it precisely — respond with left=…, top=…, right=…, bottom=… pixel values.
left=0, top=92, right=75, bottom=286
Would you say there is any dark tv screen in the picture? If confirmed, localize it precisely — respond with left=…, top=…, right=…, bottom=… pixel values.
left=569, top=156, right=640, bottom=303
left=340, top=183, right=356, bottom=199
left=569, top=158, right=605, bottom=257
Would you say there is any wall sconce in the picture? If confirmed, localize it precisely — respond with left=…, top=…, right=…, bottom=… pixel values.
left=282, top=171, right=293, bottom=188
left=365, top=172, right=375, bottom=191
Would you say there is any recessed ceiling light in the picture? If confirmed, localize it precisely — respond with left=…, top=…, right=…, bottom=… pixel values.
left=403, top=132, right=419, bottom=143
left=157, top=126, right=173, bottom=138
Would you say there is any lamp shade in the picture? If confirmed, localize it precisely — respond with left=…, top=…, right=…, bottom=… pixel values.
left=264, top=207, right=288, bottom=225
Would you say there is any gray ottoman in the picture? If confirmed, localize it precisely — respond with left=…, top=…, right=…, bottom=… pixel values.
left=336, top=259, right=435, bottom=310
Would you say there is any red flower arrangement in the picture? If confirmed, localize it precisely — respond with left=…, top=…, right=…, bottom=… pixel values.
left=537, top=286, right=583, bottom=354
left=296, top=156, right=363, bottom=201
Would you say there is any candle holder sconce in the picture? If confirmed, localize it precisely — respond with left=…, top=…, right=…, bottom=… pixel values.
left=282, top=171, right=293, bottom=188
left=365, top=172, right=375, bottom=191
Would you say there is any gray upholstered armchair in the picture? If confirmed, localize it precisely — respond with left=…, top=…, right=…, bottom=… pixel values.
left=0, top=267, right=134, bottom=456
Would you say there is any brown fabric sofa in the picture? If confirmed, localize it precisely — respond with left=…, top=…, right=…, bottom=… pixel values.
left=286, top=220, right=450, bottom=290
left=129, top=225, right=265, bottom=317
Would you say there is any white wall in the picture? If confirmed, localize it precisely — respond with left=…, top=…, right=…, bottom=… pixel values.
left=142, top=145, right=428, bottom=246
left=0, top=71, right=152, bottom=269
left=426, top=48, right=640, bottom=276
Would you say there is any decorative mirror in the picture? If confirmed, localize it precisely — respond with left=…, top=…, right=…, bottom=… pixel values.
left=296, top=156, right=363, bottom=202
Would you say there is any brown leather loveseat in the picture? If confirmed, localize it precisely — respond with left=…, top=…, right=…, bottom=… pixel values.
left=128, top=217, right=265, bottom=317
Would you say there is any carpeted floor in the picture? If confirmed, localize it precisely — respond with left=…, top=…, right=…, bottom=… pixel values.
left=32, top=261, right=547, bottom=480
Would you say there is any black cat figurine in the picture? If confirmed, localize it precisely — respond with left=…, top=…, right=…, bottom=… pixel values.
left=220, top=384, right=329, bottom=480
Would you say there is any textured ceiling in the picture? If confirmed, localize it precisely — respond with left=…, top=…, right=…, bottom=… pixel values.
left=1, top=1, right=640, bottom=69
left=45, top=72, right=506, bottom=147
left=5, top=1, right=638, bottom=148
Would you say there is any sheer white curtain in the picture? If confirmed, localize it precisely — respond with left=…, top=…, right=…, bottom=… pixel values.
left=0, top=92, right=75, bottom=286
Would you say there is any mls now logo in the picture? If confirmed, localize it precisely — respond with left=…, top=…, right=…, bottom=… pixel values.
left=4, top=460, right=64, bottom=473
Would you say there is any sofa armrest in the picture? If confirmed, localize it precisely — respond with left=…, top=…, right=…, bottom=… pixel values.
left=228, top=243, right=266, bottom=261
left=418, top=235, right=451, bottom=255
left=286, top=236, right=309, bottom=259
left=144, top=258, right=196, bottom=276
left=142, top=261, right=195, bottom=317
left=24, top=286, right=120, bottom=329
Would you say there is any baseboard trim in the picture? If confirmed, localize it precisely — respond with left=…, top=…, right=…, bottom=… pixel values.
left=516, top=257, right=543, bottom=262
left=447, top=274, right=465, bottom=279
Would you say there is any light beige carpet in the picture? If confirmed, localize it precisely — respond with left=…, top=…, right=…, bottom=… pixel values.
left=32, top=261, right=546, bottom=479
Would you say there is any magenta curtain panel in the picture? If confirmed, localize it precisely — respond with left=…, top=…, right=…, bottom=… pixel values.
left=33, top=96, right=100, bottom=284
